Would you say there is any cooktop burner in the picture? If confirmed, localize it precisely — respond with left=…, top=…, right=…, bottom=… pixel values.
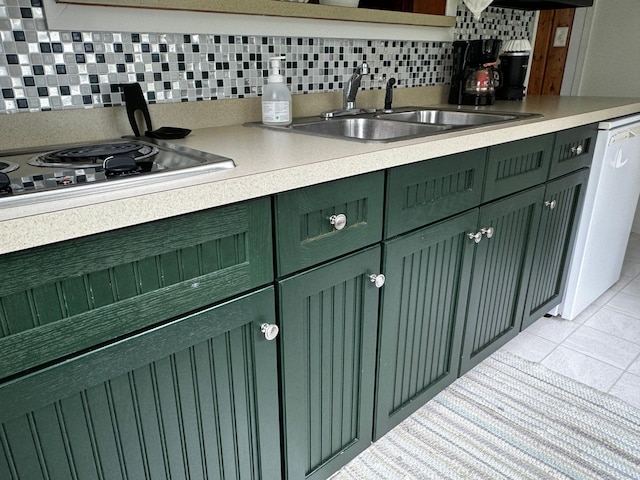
left=0, top=160, right=19, bottom=173
left=0, top=138, right=235, bottom=202
left=29, top=141, right=159, bottom=169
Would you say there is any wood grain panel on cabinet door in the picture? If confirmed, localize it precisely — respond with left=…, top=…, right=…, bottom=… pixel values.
left=0, top=197, right=273, bottom=381
left=374, top=209, right=477, bottom=439
left=279, top=247, right=380, bottom=480
left=460, top=186, right=544, bottom=374
left=0, top=288, right=281, bottom=480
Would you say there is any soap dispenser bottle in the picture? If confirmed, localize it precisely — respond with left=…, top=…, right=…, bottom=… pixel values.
left=262, top=56, right=292, bottom=126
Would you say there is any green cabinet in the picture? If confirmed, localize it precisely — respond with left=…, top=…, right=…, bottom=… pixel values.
left=279, top=247, right=381, bottom=480
left=274, top=172, right=384, bottom=276
left=460, top=186, right=544, bottom=373
left=374, top=210, right=476, bottom=439
left=385, top=149, right=487, bottom=238
left=0, top=198, right=273, bottom=381
left=522, top=169, right=590, bottom=329
left=0, top=287, right=282, bottom=480
left=549, top=124, right=597, bottom=179
left=1, top=122, right=600, bottom=480
left=484, top=134, right=554, bottom=202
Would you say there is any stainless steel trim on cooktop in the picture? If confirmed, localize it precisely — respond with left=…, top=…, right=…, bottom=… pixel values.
left=0, top=137, right=236, bottom=207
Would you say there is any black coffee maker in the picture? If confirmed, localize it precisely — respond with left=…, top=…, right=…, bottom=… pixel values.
left=496, top=40, right=532, bottom=100
left=448, top=39, right=502, bottom=106
left=496, top=52, right=529, bottom=100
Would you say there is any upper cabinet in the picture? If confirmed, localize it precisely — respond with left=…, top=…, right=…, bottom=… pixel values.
left=55, top=0, right=456, bottom=27
left=360, top=0, right=447, bottom=15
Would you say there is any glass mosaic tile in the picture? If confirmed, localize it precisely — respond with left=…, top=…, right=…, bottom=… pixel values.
left=0, top=0, right=534, bottom=114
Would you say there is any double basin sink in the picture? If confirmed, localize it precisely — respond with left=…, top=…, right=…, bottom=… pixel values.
left=254, top=107, right=539, bottom=143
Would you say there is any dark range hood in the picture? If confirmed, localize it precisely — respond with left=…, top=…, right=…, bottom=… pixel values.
left=491, top=0, right=593, bottom=9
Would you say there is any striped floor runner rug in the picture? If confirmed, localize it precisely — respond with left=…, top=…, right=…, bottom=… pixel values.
left=333, top=350, right=640, bottom=479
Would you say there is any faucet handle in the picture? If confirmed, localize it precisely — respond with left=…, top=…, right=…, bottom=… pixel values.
left=384, top=77, right=396, bottom=112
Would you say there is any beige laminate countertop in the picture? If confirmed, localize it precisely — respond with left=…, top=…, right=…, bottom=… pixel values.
left=2, top=95, right=640, bottom=255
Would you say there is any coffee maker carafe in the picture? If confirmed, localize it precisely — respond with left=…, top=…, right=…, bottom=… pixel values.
left=449, top=39, right=502, bottom=106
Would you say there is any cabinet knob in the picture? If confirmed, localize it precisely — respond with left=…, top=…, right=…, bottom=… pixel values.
left=544, top=199, right=557, bottom=210
left=260, top=323, right=279, bottom=341
left=571, top=145, right=583, bottom=155
left=467, top=231, right=483, bottom=243
left=369, top=273, right=386, bottom=288
left=481, top=226, right=495, bottom=239
left=329, top=213, right=347, bottom=230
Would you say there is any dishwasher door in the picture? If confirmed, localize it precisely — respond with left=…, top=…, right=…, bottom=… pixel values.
left=558, top=115, right=640, bottom=320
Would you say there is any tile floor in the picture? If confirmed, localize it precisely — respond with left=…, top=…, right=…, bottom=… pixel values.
left=502, top=232, right=640, bottom=409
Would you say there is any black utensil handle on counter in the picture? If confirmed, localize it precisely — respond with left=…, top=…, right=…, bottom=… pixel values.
left=119, top=83, right=153, bottom=137
left=118, top=83, right=191, bottom=139
left=145, top=126, right=191, bottom=140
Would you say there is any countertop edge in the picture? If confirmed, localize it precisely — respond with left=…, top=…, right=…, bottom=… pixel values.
left=2, top=97, right=640, bottom=255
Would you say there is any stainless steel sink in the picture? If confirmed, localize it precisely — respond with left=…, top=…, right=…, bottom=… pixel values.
left=377, top=108, right=535, bottom=126
left=247, top=107, right=540, bottom=143
left=290, top=118, right=450, bottom=142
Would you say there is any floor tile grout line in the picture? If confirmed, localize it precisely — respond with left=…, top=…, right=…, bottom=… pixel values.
left=622, top=350, right=640, bottom=376
left=556, top=338, right=635, bottom=373
left=606, top=366, right=629, bottom=394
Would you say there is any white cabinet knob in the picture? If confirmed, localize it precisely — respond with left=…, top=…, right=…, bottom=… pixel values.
left=329, top=213, right=347, bottom=230
left=369, top=274, right=386, bottom=288
left=544, top=200, right=557, bottom=209
left=467, top=231, right=483, bottom=243
left=571, top=145, right=583, bottom=155
left=260, top=323, right=279, bottom=341
left=481, top=226, right=495, bottom=239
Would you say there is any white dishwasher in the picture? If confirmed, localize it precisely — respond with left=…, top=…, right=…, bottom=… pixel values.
left=558, top=114, right=640, bottom=320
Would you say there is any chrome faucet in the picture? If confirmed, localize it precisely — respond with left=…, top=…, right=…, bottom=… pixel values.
left=321, top=63, right=371, bottom=118
left=343, top=62, right=369, bottom=110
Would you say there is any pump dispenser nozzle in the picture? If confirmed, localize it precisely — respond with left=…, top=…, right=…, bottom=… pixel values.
left=269, top=56, right=286, bottom=82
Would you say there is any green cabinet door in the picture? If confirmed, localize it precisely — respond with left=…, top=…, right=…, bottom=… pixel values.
left=279, top=247, right=381, bottom=480
left=0, top=197, right=273, bottom=381
left=522, top=169, right=589, bottom=329
left=374, top=210, right=477, bottom=439
left=460, top=186, right=545, bottom=374
left=0, top=287, right=281, bottom=480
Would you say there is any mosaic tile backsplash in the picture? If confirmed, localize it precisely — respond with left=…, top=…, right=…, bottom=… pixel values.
left=0, top=0, right=534, bottom=114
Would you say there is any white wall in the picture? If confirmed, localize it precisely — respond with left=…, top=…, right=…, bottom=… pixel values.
left=565, top=0, right=640, bottom=233
left=578, top=0, right=640, bottom=98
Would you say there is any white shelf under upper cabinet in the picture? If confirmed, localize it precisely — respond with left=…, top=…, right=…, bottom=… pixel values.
left=48, top=0, right=456, bottom=41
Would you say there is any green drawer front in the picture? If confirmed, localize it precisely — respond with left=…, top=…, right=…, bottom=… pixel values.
left=0, top=198, right=273, bottom=380
left=549, top=124, right=597, bottom=179
left=0, top=288, right=281, bottom=480
left=385, top=149, right=486, bottom=238
left=484, top=134, right=554, bottom=202
left=275, top=171, right=384, bottom=276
